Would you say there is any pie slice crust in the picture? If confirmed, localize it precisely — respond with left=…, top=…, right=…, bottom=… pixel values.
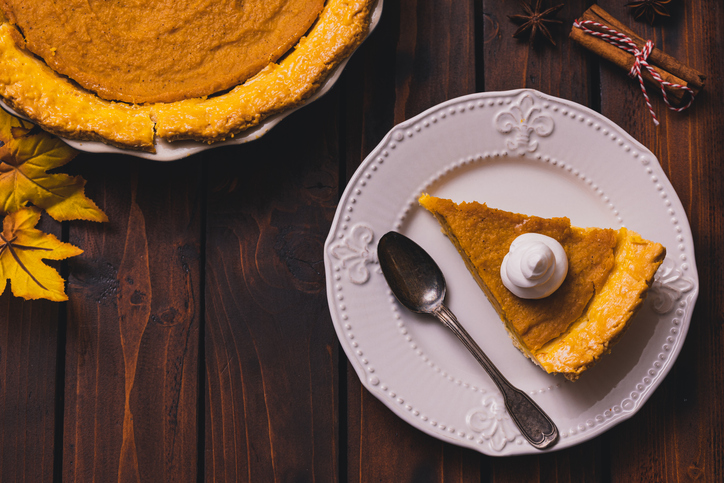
left=419, top=194, right=666, bottom=381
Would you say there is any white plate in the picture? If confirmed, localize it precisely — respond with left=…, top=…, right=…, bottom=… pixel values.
left=324, top=89, right=698, bottom=455
left=0, top=1, right=383, bottom=161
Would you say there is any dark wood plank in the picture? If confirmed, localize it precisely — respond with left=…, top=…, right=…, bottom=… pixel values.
left=489, top=439, right=604, bottom=483
left=482, top=1, right=590, bottom=103
left=0, top=295, right=58, bottom=482
left=595, top=1, right=724, bottom=481
left=63, top=156, right=202, bottom=482
left=203, top=92, right=341, bottom=481
left=0, top=214, right=61, bottom=483
left=342, top=0, right=482, bottom=481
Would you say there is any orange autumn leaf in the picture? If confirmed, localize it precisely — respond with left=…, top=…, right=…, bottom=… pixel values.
left=0, top=108, right=108, bottom=222
left=0, top=207, right=82, bottom=301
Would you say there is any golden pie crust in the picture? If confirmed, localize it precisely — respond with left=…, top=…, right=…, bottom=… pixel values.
left=419, top=194, right=666, bottom=381
left=0, top=0, right=376, bottom=152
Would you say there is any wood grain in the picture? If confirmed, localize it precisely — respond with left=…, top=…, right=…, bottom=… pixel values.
left=0, top=296, right=59, bottom=482
left=63, top=156, right=202, bottom=482
left=482, top=1, right=590, bottom=104
left=203, top=93, right=341, bottom=482
left=490, top=439, right=604, bottom=483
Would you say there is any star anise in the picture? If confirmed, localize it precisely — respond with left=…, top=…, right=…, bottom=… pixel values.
left=509, top=0, right=565, bottom=46
left=626, top=0, right=672, bottom=25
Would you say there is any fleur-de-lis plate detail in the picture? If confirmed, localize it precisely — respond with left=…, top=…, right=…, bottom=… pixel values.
left=328, top=224, right=377, bottom=284
left=466, top=394, right=521, bottom=451
left=649, top=257, right=696, bottom=314
left=495, top=94, right=554, bottom=154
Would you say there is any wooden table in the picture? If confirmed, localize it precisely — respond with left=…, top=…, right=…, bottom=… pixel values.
left=2, top=1, right=722, bottom=481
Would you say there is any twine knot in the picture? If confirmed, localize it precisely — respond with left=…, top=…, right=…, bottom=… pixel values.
left=628, top=39, right=653, bottom=80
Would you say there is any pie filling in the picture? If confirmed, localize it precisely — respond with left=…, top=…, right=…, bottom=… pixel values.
left=1, top=0, right=326, bottom=104
left=419, top=194, right=666, bottom=381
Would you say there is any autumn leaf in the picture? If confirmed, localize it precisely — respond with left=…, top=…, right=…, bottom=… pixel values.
left=0, top=207, right=82, bottom=301
left=0, top=108, right=108, bottom=222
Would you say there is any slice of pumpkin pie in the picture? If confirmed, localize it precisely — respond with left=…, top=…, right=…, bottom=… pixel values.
left=419, top=194, right=665, bottom=381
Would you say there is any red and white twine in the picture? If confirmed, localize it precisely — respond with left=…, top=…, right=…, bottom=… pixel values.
left=572, top=19, right=694, bottom=126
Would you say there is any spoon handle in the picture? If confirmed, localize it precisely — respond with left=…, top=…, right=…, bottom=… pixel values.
left=433, top=304, right=559, bottom=450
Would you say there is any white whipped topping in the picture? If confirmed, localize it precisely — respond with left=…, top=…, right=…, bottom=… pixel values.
left=500, top=233, right=568, bottom=299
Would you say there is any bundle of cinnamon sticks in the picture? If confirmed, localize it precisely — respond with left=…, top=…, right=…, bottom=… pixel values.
left=570, top=5, right=705, bottom=107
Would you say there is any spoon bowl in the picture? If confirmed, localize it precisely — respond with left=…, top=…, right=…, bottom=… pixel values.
left=377, top=231, right=446, bottom=313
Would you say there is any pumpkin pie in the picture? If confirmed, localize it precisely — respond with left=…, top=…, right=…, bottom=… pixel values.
left=0, top=0, right=377, bottom=152
left=419, top=194, right=666, bottom=381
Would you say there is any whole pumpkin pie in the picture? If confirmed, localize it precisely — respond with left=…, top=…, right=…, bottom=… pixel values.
left=0, top=0, right=377, bottom=152
left=419, top=194, right=666, bottom=381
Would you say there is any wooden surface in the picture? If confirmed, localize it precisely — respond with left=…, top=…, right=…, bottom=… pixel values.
left=1, top=0, right=723, bottom=481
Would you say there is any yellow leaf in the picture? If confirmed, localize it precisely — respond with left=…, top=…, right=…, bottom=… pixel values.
left=0, top=108, right=108, bottom=222
left=0, top=207, right=82, bottom=301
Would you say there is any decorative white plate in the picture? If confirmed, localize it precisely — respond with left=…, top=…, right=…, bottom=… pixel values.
left=324, top=89, right=698, bottom=455
left=0, top=1, right=383, bottom=162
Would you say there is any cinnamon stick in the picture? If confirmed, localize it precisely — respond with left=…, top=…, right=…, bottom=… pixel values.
left=570, top=5, right=706, bottom=106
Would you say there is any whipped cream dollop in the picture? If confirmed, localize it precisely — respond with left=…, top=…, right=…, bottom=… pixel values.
left=500, top=233, right=568, bottom=299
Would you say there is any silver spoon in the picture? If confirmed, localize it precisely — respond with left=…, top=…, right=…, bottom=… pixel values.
left=377, top=231, right=558, bottom=450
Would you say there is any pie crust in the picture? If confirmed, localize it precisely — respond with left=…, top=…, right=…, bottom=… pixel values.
left=419, top=194, right=666, bottom=381
left=0, top=0, right=376, bottom=152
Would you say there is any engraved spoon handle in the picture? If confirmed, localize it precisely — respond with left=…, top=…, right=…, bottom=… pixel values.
left=433, top=304, right=558, bottom=449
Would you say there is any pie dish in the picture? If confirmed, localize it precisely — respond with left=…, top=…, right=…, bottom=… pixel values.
left=0, top=0, right=378, bottom=154
left=419, top=194, right=666, bottom=381
left=324, top=89, right=698, bottom=455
